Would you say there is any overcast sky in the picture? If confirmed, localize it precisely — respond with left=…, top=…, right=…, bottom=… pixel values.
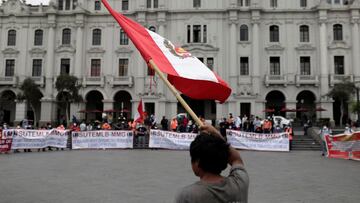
left=25, top=0, right=50, bottom=5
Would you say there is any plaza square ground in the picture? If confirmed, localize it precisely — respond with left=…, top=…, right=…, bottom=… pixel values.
left=0, top=150, right=359, bottom=203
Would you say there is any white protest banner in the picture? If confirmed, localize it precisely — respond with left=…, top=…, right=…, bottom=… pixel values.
left=3, top=129, right=70, bottom=149
left=227, top=130, right=289, bottom=152
left=149, top=130, right=197, bottom=150
left=71, top=130, right=133, bottom=149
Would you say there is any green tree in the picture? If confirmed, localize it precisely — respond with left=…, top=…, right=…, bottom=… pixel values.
left=55, top=75, right=82, bottom=126
left=326, top=81, right=356, bottom=127
left=18, top=78, right=43, bottom=127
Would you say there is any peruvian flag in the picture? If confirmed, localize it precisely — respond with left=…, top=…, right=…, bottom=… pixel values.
left=134, top=99, right=145, bottom=123
left=102, top=0, right=231, bottom=103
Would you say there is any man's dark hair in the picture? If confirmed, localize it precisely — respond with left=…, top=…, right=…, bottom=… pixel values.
left=190, top=133, right=230, bottom=174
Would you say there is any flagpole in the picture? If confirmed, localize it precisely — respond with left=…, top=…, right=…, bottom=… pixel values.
left=148, top=59, right=203, bottom=127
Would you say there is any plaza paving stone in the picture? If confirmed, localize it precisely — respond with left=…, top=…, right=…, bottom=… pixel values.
left=0, top=150, right=359, bottom=203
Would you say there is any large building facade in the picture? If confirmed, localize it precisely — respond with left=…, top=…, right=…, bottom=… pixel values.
left=0, top=0, right=359, bottom=126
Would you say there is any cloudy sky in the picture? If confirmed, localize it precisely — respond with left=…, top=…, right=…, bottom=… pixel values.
left=26, top=0, right=50, bottom=5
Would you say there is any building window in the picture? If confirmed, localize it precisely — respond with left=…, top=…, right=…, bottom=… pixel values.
left=334, top=56, right=344, bottom=75
left=59, top=0, right=64, bottom=10
left=92, top=29, right=102, bottom=46
left=269, top=25, right=279, bottom=42
left=300, top=57, right=311, bottom=75
left=333, top=24, right=343, bottom=41
left=203, top=25, right=207, bottom=43
left=149, top=26, right=156, bottom=32
left=193, top=0, right=201, bottom=8
left=193, top=25, right=201, bottom=43
left=299, top=25, right=309, bottom=42
left=147, top=0, right=151, bottom=8
left=5, top=59, right=15, bottom=77
left=7, top=30, right=16, bottom=46
left=91, top=59, right=101, bottom=77
left=73, top=0, right=77, bottom=9
left=187, top=25, right=207, bottom=43
left=334, top=0, right=341, bottom=4
left=270, top=0, right=277, bottom=7
left=198, top=57, right=204, bottom=63
left=240, top=25, right=249, bottom=41
left=154, top=0, right=158, bottom=8
left=238, top=0, right=250, bottom=6
left=65, top=0, right=71, bottom=10
left=34, top=29, right=43, bottom=46
left=122, top=0, right=129, bottom=10
left=32, top=59, right=42, bottom=77
left=207, top=58, right=214, bottom=70
left=62, top=28, right=71, bottom=45
left=270, top=57, right=280, bottom=75
left=240, top=57, right=249, bottom=75
left=60, top=59, right=70, bottom=75
left=119, top=59, right=129, bottom=76
left=120, top=29, right=129, bottom=45
left=300, top=0, right=307, bottom=7
left=95, top=0, right=101, bottom=10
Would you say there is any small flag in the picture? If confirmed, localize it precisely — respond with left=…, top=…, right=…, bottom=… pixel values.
left=134, top=99, right=145, bottom=123
left=102, top=0, right=231, bottom=103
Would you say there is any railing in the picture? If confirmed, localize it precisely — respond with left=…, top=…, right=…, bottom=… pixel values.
left=329, top=74, right=354, bottom=86
left=0, top=76, right=18, bottom=87
left=31, top=76, right=45, bottom=87
left=265, top=75, right=287, bottom=86
left=82, top=76, right=105, bottom=87
left=295, top=75, right=319, bottom=87
left=109, top=76, right=134, bottom=87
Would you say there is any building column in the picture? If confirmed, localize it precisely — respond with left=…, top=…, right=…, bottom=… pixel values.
left=251, top=20, right=260, bottom=95
left=285, top=100, right=297, bottom=119
left=351, top=15, right=360, bottom=80
left=74, top=20, right=84, bottom=77
left=14, top=100, right=27, bottom=125
left=319, top=19, right=329, bottom=96
left=39, top=98, right=55, bottom=126
left=229, top=18, right=238, bottom=88
left=157, top=18, right=166, bottom=97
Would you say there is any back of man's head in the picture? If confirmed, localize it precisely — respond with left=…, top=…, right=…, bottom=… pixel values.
left=190, top=133, right=230, bottom=175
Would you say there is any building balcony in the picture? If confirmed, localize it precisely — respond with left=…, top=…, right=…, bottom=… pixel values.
left=82, top=76, right=104, bottom=87
left=0, top=76, right=18, bottom=87
left=329, top=74, right=354, bottom=86
left=265, top=75, right=287, bottom=87
left=109, top=76, right=133, bottom=87
left=31, top=76, right=45, bottom=87
left=295, top=75, right=319, bottom=87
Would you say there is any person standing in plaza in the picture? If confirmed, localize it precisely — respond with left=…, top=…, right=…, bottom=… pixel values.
left=319, top=125, right=332, bottom=156
left=160, top=116, right=168, bottom=130
left=175, top=124, right=249, bottom=203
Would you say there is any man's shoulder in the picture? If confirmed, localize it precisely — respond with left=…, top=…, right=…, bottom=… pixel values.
left=175, top=182, right=205, bottom=202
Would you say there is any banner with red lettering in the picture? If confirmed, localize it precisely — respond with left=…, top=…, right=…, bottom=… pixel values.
left=149, top=130, right=197, bottom=150
left=325, top=132, right=360, bottom=161
left=2, top=129, right=70, bottom=149
left=227, top=130, right=289, bottom=152
left=71, top=131, right=133, bottom=149
left=0, top=138, right=12, bottom=153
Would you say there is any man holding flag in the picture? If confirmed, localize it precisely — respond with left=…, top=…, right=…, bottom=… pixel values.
left=101, top=1, right=248, bottom=202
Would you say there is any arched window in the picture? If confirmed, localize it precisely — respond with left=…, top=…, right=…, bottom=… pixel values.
left=92, top=29, right=102, bottom=45
left=299, top=25, right=309, bottom=42
left=333, top=24, right=343, bottom=41
left=62, top=28, right=71, bottom=45
left=240, top=25, right=248, bottom=41
left=269, top=25, right=279, bottom=42
left=149, top=26, right=156, bottom=32
left=7, top=30, right=16, bottom=46
left=34, top=29, right=43, bottom=46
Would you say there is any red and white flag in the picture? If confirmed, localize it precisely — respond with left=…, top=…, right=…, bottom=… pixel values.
left=102, top=0, right=231, bottom=103
left=134, top=99, right=145, bottom=123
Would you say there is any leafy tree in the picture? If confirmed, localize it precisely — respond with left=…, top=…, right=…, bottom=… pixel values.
left=18, top=78, right=43, bottom=127
left=326, top=81, right=356, bottom=127
left=55, top=75, right=82, bottom=126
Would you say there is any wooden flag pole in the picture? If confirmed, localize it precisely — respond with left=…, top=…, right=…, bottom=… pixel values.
left=148, top=59, right=203, bottom=127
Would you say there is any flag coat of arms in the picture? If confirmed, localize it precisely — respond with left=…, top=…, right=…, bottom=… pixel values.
left=102, top=0, right=231, bottom=103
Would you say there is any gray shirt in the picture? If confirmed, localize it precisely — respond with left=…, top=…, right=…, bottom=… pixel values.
left=175, top=164, right=249, bottom=203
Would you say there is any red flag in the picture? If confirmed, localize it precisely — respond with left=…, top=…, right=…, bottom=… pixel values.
left=102, top=0, right=231, bottom=103
left=134, top=99, right=145, bottom=123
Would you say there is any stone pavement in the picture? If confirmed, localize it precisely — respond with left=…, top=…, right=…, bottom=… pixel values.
left=0, top=150, right=359, bottom=203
